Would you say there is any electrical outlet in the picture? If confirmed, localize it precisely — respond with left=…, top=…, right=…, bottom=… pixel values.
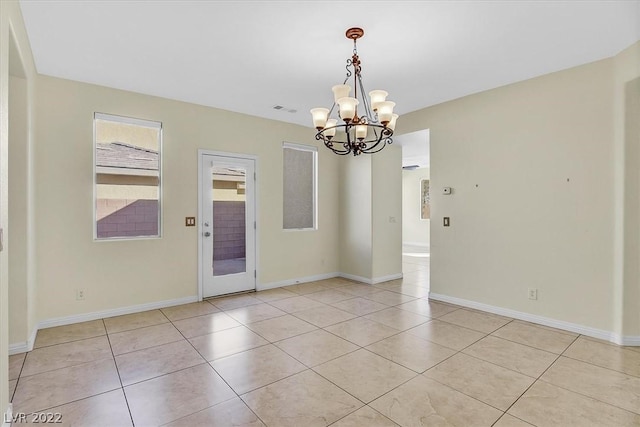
left=76, top=289, right=85, bottom=301
left=528, top=288, right=538, bottom=300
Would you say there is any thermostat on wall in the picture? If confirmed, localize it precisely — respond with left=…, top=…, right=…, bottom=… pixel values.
left=443, top=187, right=452, bottom=195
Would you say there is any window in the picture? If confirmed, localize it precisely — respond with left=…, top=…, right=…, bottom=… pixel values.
left=94, top=113, right=162, bottom=239
left=421, top=179, right=430, bottom=219
left=283, top=142, right=317, bottom=230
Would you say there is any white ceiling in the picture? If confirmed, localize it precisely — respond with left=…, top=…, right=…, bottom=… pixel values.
left=19, top=1, right=640, bottom=129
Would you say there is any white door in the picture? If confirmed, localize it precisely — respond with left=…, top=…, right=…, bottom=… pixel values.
left=199, top=153, right=256, bottom=298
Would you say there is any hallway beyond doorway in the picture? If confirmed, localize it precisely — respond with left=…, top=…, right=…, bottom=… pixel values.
left=402, top=244, right=430, bottom=291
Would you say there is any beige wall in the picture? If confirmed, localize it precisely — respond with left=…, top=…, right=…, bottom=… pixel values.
left=339, top=155, right=372, bottom=279
left=372, top=145, right=402, bottom=279
left=9, top=75, right=28, bottom=344
left=1, top=0, right=38, bottom=415
left=402, top=167, right=430, bottom=247
left=34, top=75, right=340, bottom=320
left=399, top=56, right=618, bottom=332
left=338, top=145, right=403, bottom=281
left=614, top=41, right=640, bottom=337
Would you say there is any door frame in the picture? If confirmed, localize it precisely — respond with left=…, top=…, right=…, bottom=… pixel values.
left=197, top=149, right=259, bottom=301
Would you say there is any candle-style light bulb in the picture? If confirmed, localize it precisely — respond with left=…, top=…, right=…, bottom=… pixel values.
left=387, top=114, right=399, bottom=131
left=323, top=119, right=337, bottom=139
left=369, top=90, right=388, bottom=111
left=310, top=108, right=329, bottom=130
left=332, top=85, right=351, bottom=102
left=337, top=97, right=359, bottom=122
left=377, top=101, right=395, bottom=124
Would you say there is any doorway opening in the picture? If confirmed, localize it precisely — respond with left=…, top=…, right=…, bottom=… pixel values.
left=395, top=129, right=430, bottom=291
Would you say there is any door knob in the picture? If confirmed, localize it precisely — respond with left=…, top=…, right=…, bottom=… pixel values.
left=204, top=231, right=211, bottom=237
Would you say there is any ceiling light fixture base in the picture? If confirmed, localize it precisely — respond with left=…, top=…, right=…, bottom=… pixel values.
left=345, top=27, right=364, bottom=40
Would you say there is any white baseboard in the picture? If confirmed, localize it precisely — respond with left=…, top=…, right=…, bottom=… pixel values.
left=9, top=342, right=28, bottom=356
left=372, top=273, right=403, bottom=284
left=403, top=242, right=430, bottom=248
left=8, top=296, right=198, bottom=354
left=339, top=272, right=403, bottom=285
left=338, top=272, right=373, bottom=284
left=7, top=279, right=638, bottom=359
left=38, top=295, right=198, bottom=330
left=258, top=272, right=340, bottom=291
left=8, top=326, right=37, bottom=355
left=260, top=271, right=401, bottom=289
left=430, top=293, right=639, bottom=347
left=620, top=336, right=640, bottom=346
left=3, top=404, right=12, bottom=427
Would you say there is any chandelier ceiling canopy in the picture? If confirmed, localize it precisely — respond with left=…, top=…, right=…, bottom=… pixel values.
left=311, top=27, right=398, bottom=156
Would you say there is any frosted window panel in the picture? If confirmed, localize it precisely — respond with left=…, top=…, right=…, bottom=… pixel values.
left=283, top=147, right=315, bottom=229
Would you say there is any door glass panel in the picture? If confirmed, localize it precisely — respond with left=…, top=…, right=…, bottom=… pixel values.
left=211, top=165, right=246, bottom=276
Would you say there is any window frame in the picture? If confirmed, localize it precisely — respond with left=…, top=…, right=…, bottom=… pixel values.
left=93, top=112, right=163, bottom=241
left=282, top=141, right=318, bottom=231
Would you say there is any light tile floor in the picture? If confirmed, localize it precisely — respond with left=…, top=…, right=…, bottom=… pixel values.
left=8, top=276, right=640, bottom=426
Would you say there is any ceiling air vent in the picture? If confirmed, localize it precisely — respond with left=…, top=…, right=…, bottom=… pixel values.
left=273, top=105, right=297, bottom=113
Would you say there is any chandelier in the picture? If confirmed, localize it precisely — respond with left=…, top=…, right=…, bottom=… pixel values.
left=310, top=27, right=398, bottom=156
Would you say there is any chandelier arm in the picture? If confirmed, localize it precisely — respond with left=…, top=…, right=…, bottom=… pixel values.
left=316, top=132, right=351, bottom=155
left=371, top=126, right=380, bottom=140
left=361, top=130, right=385, bottom=153
left=345, top=59, right=353, bottom=79
left=335, top=149, right=352, bottom=156
left=363, top=138, right=392, bottom=154
left=362, top=135, right=392, bottom=154
left=327, top=102, right=337, bottom=118
left=356, top=72, right=375, bottom=121
left=329, top=144, right=352, bottom=155
left=361, top=127, right=393, bottom=154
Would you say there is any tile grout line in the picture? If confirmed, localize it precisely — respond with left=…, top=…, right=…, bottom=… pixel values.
left=24, top=277, right=640, bottom=426
left=13, top=323, right=127, bottom=421
left=558, top=352, right=640, bottom=379
left=409, top=317, right=557, bottom=424
left=26, top=332, right=108, bottom=350
left=103, top=318, right=136, bottom=427
left=8, top=352, right=27, bottom=404
left=11, top=280, right=428, bottom=425
left=532, top=338, right=640, bottom=417
left=212, top=287, right=417, bottom=421
left=241, top=290, right=462, bottom=419
left=495, top=332, right=582, bottom=424
left=165, top=308, right=270, bottom=426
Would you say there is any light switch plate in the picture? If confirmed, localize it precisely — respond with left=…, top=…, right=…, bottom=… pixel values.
left=185, top=217, right=196, bottom=227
